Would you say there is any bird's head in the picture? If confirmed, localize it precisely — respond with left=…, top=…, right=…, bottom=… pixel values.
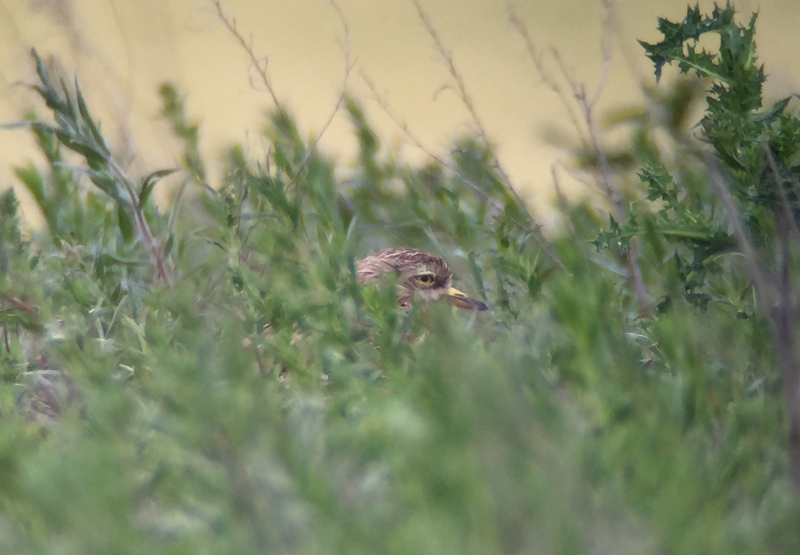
left=356, top=247, right=488, bottom=311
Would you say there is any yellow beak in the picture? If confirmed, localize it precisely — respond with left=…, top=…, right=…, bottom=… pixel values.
left=447, top=287, right=488, bottom=311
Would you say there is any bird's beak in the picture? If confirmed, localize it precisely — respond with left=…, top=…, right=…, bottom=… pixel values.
left=447, top=287, right=488, bottom=311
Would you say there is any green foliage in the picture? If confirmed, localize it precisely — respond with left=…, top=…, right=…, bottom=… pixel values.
left=3, top=49, right=173, bottom=282
left=158, top=83, right=207, bottom=185
left=1, top=5, right=799, bottom=555
left=593, top=3, right=800, bottom=316
left=640, top=3, right=800, bottom=218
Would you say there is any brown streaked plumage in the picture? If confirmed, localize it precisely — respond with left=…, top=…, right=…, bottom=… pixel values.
left=356, top=247, right=488, bottom=311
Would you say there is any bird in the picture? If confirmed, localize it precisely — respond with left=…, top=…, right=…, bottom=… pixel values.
left=355, top=247, right=488, bottom=311
left=270, top=247, right=486, bottom=381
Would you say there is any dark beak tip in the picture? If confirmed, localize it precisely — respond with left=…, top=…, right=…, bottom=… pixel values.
left=451, top=297, right=488, bottom=311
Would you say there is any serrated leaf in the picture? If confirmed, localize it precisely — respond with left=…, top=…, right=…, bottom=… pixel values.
left=754, top=97, right=791, bottom=123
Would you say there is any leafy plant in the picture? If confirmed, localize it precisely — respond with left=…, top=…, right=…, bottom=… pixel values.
left=0, top=4, right=799, bottom=555
left=4, top=50, right=175, bottom=282
left=636, top=2, right=800, bottom=492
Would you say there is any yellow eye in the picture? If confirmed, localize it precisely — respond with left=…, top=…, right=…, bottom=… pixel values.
left=414, top=274, right=435, bottom=286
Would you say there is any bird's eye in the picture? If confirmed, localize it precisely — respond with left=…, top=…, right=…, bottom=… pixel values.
left=414, top=274, right=435, bottom=286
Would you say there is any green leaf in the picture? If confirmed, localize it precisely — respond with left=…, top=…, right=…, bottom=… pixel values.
left=74, top=78, right=109, bottom=154
left=117, top=203, right=135, bottom=243
left=138, top=168, right=178, bottom=209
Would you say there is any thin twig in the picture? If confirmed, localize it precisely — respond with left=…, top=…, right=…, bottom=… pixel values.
left=766, top=148, right=800, bottom=239
left=359, top=70, right=490, bottom=205
left=505, top=0, right=587, bottom=147
left=210, top=0, right=283, bottom=111
left=708, top=154, right=800, bottom=492
left=589, top=0, right=615, bottom=108
left=707, top=159, right=771, bottom=298
left=285, top=0, right=355, bottom=189
left=408, top=0, right=563, bottom=267
left=574, top=85, right=651, bottom=315
left=532, top=0, right=650, bottom=314
left=106, top=157, right=169, bottom=283
left=409, top=0, right=512, bottom=189
left=211, top=0, right=354, bottom=190
left=775, top=215, right=800, bottom=493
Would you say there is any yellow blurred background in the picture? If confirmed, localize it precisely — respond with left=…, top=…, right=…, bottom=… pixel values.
left=1, top=0, right=798, bottom=228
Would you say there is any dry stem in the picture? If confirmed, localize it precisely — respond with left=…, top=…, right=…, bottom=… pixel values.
left=709, top=155, right=800, bottom=493
left=406, top=0, right=562, bottom=267
left=211, top=0, right=354, bottom=189
left=507, top=0, right=651, bottom=315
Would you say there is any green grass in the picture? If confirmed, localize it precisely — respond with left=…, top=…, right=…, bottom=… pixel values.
left=1, top=4, right=800, bottom=554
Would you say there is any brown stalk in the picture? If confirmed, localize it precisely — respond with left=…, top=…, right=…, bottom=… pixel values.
left=708, top=155, right=800, bottom=493
left=211, top=0, right=354, bottom=190
left=407, top=0, right=563, bottom=268
left=508, top=0, right=650, bottom=315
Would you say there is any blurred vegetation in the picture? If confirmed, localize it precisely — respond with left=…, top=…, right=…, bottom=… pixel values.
left=1, top=4, right=800, bottom=554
